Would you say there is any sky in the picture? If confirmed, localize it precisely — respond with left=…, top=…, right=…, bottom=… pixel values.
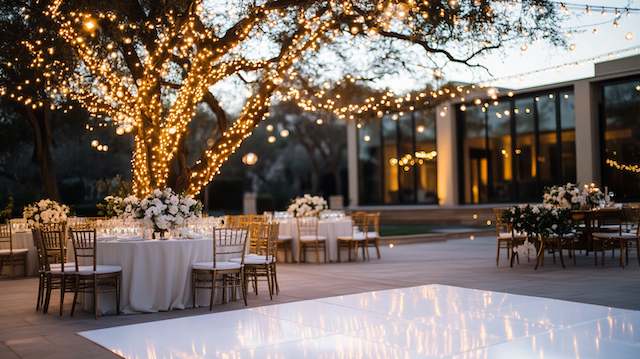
left=417, top=0, right=640, bottom=91
left=212, top=1, right=640, bottom=113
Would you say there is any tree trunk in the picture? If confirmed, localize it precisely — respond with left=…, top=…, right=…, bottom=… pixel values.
left=24, top=107, right=60, bottom=201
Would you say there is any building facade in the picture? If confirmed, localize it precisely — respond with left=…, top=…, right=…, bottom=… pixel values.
left=348, top=55, right=640, bottom=208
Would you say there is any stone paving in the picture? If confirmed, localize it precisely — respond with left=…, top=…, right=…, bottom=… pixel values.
left=1, top=236, right=639, bottom=358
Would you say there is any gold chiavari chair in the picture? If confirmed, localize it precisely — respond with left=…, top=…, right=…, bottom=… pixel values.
left=591, top=208, right=624, bottom=266
left=0, top=221, right=28, bottom=278
left=276, top=233, right=293, bottom=263
left=192, top=227, right=248, bottom=310
left=337, top=213, right=368, bottom=262
left=69, top=226, right=121, bottom=319
left=592, top=207, right=639, bottom=267
left=232, top=222, right=280, bottom=299
left=493, top=208, right=527, bottom=267
left=365, top=212, right=382, bottom=259
left=297, top=216, right=327, bottom=263
left=39, top=223, right=76, bottom=316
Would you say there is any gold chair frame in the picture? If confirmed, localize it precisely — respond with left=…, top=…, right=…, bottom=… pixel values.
left=192, top=228, right=248, bottom=310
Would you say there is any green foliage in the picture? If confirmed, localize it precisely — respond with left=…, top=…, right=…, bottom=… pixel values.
left=0, top=195, right=14, bottom=222
left=502, top=204, right=574, bottom=238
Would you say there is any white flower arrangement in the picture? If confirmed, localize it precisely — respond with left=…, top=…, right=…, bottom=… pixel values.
left=543, top=183, right=609, bottom=210
left=22, top=199, right=70, bottom=229
left=543, top=183, right=585, bottom=210
left=97, top=195, right=124, bottom=218
left=287, top=194, right=328, bottom=218
left=134, top=188, right=202, bottom=233
left=121, top=195, right=143, bottom=219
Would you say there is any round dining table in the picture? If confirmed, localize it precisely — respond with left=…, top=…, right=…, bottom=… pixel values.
left=277, top=217, right=353, bottom=262
left=1, top=230, right=38, bottom=277
left=92, top=237, right=216, bottom=314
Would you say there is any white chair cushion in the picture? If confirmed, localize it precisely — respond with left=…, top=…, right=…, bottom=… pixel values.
left=593, top=232, right=638, bottom=240
left=230, top=255, right=275, bottom=265
left=278, top=235, right=293, bottom=241
left=76, top=265, right=122, bottom=275
left=367, top=232, right=380, bottom=238
left=300, top=235, right=326, bottom=241
left=192, top=261, right=242, bottom=271
left=49, top=263, right=77, bottom=273
left=0, top=248, right=28, bottom=255
left=498, top=231, right=527, bottom=239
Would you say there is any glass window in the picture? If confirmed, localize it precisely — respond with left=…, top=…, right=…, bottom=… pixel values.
left=398, top=114, right=416, bottom=203
left=356, top=110, right=438, bottom=205
left=560, top=92, right=576, bottom=183
left=602, top=79, right=640, bottom=202
left=357, top=120, right=382, bottom=204
left=458, top=87, right=576, bottom=204
left=536, top=94, right=558, bottom=190
left=514, top=98, right=537, bottom=201
left=486, top=101, right=512, bottom=202
left=382, top=116, right=398, bottom=204
left=461, top=105, right=488, bottom=204
left=415, top=109, right=437, bottom=203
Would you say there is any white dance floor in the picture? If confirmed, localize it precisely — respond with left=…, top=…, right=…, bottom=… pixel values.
left=79, top=284, right=640, bottom=358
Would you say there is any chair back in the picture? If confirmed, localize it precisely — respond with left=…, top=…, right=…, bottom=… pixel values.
left=590, top=208, right=623, bottom=234
left=69, top=226, right=97, bottom=272
left=32, top=229, right=48, bottom=273
left=0, top=221, right=13, bottom=253
left=622, top=206, right=640, bottom=236
left=352, top=213, right=369, bottom=238
left=252, top=222, right=279, bottom=259
left=213, top=227, right=248, bottom=268
left=367, top=212, right=380, bottom=236
left=39, top=222, right=68, bottom=272
left=296, top=216, right=319, bottom=239
left=493, top=208, right=511, bottom=235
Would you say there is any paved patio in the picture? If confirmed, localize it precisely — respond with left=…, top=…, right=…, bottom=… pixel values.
left=1, top=236, right=639, bottom=358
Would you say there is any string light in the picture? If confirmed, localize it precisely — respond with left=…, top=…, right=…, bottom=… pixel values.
left=9, top=0, right=638, bottom=198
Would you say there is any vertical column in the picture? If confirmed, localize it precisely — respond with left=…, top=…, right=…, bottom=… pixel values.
left=574, top=79, right=600, bottom=185
left=436, top=101, right=459, bottom=206
left=346, top=120, right=359, bottom=207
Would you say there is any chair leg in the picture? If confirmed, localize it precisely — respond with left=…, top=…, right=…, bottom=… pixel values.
left=209, top=272, right=216, bottom=311
left=192, top=272, right=197, bottom=308
left=43, top=277, right=52, bottom=314
left=36, top=275, right=43, bottom=311
left=93, top=277, right=99, bottom=319
left=272, top=264, right=279, bottom=294
left=116, top=274, right=121, bottom=315
left=315, top=244, right=320, bottom=263
left=338, top=242, right=342, bottom=262
left=375, top=239, right=381, bottom=259
left=324, top=242, right=328, bottom=263
left=70, top=277, right=79, bottom=317
left=496, top=241, right=501, bottom=267
left=59, top=277, right=66, bottom=317
left=266, top=266, right=273, bottom=300
left=241, top=270, right=247, bottom=306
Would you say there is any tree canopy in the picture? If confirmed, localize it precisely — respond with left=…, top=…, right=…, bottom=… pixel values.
left=6, top=0, right=565, bottom=197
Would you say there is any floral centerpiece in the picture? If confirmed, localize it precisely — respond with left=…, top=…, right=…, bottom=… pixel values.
left=97, top=195, right=124, bottom=218
left=502, top=204, right=574, bottom=258
left=287, top=194, right=328, bottom=217
left=543, top=183, right=585, bottom=210
left=543, top=182, right=609, bottom=210
left=121, top=195, right=143, bottom=219
left=22, top=199, right=70, bottom=229
left=129, top=188, right=202, bottom=238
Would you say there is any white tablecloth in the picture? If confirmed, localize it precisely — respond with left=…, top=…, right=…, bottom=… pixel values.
left=278, top=218, right=353, bottom=262
left=94, top=238, right=217, bottom=314
left=0, top=231, right=38, bottom=276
